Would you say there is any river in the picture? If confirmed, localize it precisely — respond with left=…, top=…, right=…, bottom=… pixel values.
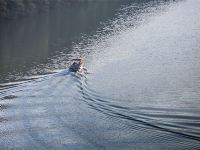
left=0, top=0, right=200, bottom=149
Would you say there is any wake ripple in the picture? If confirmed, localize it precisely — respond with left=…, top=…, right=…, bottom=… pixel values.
left=79, top=77, right=200, bottom=144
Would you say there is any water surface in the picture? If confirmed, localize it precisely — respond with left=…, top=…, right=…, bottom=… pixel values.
left=0, top=0, right=200, bottom=149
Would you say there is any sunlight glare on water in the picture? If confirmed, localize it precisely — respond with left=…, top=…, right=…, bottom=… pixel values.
left=79, top=0, right=200, bottom=142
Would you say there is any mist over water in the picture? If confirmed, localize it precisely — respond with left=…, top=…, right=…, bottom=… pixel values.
left=0, top=0, right=200, bottom=149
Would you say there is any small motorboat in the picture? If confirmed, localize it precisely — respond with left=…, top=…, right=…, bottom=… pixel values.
left=69, top=59, right=84, bottom=72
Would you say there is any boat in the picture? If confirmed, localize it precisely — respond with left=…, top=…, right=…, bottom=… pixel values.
left=69, top=59, right=84, bottom=72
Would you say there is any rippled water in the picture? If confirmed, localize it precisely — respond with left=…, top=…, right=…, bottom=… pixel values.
left=0, top=0, right=200, bottom=149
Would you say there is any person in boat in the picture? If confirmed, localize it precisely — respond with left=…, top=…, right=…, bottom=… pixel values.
left=69, top=58, right=84, bottom=72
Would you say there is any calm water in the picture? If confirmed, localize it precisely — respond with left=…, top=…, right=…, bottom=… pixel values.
left=0, top=0, right=200, bottom=149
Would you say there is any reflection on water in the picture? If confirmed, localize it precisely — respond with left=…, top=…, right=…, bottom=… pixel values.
left=0, top=1, right=131, bottom=83
left=1, top=0, right=200, bottom=149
